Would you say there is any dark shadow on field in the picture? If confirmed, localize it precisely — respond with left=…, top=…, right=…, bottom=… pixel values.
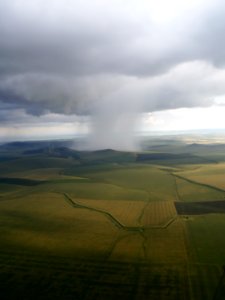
left=0, top=177, right=46, bottom=186
left=175, top=200, right=225, bottom=215
left=0, top=210, right=70, bottom=232
left=136, top=152, right=213, bottom=165
left=0, top=209, right=113, bottom=235
left=0, top=250, right=191, bottom=300
left=213, top=266, right=225, bottom=300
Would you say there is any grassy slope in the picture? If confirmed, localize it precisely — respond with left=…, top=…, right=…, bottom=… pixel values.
left=81, top=165, right=178, bottom=201
left=0, top=155, right=78, bottom=175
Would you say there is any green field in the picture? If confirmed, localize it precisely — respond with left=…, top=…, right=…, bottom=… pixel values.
left=1, top=139, right=225, bottom=299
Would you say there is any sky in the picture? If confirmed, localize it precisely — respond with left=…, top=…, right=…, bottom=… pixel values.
left=1, top=0, right=225, bottom=148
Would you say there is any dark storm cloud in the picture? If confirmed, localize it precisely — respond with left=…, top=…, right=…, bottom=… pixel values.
left=193, top=3, right=225, bottom=67
left=0, top=0, right=159, bottom=77
left=0, top=0, right=224, bottom=115
left=1, top=0, right=225, bottom=148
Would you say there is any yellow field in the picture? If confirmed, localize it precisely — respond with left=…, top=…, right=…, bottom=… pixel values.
left=174, top=176, right=225, bottom=202
left=0, top=191, right=185, bottom=264
left=0, top=192, right=118, bottom=258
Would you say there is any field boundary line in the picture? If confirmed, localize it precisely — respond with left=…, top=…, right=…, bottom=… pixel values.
left=62, top=193, right=143, bottom=232
left=62, top=193, right=177, bottom=231
left=172, top=173, right=225, bottom=194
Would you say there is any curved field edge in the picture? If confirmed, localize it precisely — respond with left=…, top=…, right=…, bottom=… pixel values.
left=176, top=163, right=225, bottom=192
left=63, top=194, right=177, bottom=230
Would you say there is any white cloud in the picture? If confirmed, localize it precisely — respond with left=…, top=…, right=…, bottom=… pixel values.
left=142, top=105, right=225, bottom=131
left=1, top=0, right=225, bottom=145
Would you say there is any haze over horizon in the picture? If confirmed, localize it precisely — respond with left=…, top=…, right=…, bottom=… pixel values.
left=1, top=0, right=225, bottom=148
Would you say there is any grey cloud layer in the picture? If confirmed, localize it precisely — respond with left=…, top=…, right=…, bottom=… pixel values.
left=0, top=0, right=225, bottom=119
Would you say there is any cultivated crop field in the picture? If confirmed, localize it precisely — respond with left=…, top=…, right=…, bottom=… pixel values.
left=140, top=200, right=176, bottom=227
left=79, top=165, right=178, bottom=201
left=177, top=162, right=225, bottom=191
left=1, top=139, right=225, bottom=299
left=75, top=198, right=146, bottom=227
left=174, top=175, right=225, bottom=202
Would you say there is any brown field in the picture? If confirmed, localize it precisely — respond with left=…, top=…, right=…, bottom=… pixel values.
left=140, top=201, right=177, bottom=227
left=108, top=233, right=145, bottom=261
left=75, top=198, right=146, bottom=227
left=175, top=200, right=225, bottom=215
left=176, top=163, right=225, bottom=191
left=75, top=198, right=177, bottom=228
left=174, top=176, right=225, bottom=202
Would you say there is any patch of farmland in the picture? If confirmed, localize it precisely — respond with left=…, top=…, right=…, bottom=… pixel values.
left=6, top=168, right=87, bottom=181
left=136, top=152, right=208, bottom=164
left=5, top=168, right=63, bottom=180
left=0, top=192, right=118, bottom=258
left=0, top=156, right=76, bottom=175
left=0, top=177, right=45, bottom=186
left=175, top=200, right=225, bottom=215
left=75, top=199, right=146, bottom=227
left=0, top=183, right=25, bottom=197
left=185, top=214, right=225, bottom=265
left=145, top=219, right=188, bottom=264
left=84, top=165, right=177, bottom=201
left=188, top=264, right=223, bottom=300
left=140, top=201, right=177, bottom=227
left=109, top=233, right=144, bottom=261
left=0, top=250, right=191, bottom=300
left=176, top=163, right=225, bottom=191
left=40, top=181, right=148, bottom=201
left=174, top=177, right=225, bottom=202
